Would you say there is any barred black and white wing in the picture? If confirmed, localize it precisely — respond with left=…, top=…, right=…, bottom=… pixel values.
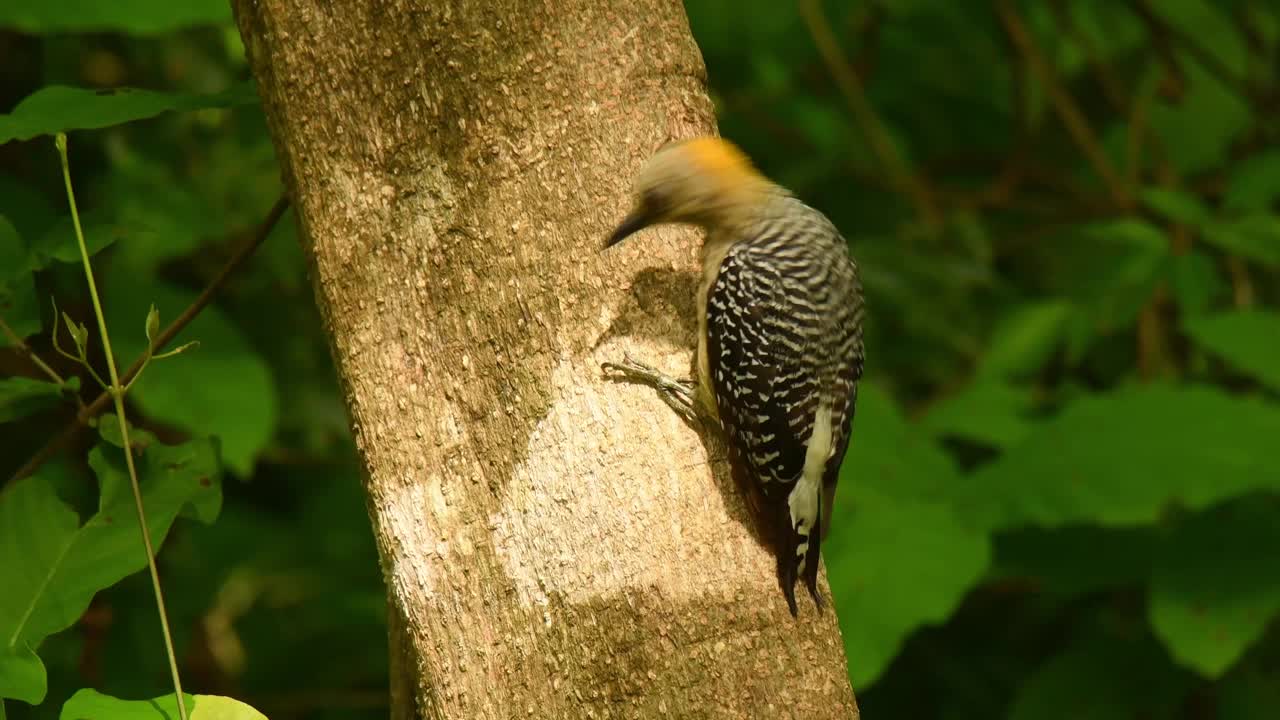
left=705, top=220, right=862, bottom=615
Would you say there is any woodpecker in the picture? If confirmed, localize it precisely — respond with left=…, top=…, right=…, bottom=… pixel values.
left=603, top=136, right=865, bottom=615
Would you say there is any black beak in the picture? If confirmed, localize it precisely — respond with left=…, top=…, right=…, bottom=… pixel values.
left=603, top=205, right=656, bottom=249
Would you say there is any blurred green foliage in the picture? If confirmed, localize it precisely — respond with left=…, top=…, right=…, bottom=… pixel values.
left=0, top=0, right=1277, bottom=718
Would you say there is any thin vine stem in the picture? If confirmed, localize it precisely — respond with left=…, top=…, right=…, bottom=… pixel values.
left=56, top=133, right=189, bottom=720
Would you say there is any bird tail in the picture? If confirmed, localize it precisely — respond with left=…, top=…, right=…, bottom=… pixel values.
left=800, top=488, right=824, bottom=611
left=780, top=484, right=825, bottom=617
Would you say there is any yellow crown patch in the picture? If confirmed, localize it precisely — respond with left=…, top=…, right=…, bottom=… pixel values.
left=670, top=136, right=758, bottom=182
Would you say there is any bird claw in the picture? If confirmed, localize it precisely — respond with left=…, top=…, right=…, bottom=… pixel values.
left=808, top=579, right=826, bottom=613
left=601, top=353, right=657, bottom=380
left=782, top=561, right=800, bottom=618
left=602, top=354, right=701, bottom=426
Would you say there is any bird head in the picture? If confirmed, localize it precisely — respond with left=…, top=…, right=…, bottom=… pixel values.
left=605, top=136, right=766, bottom=248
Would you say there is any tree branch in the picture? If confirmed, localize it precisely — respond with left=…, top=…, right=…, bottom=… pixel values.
left=799, top=0, right=942, bottom=228
left=0, top=314, right=69, bottom=388
left=1049, top=0, right=1129, bottom=113
left=1128, top=0, right=1253, bottom=102
left=997, top=0, right=1133, bottom=208
left=8, top=194, right=289, bottom=484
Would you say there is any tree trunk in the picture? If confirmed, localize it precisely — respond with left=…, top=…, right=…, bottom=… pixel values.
left=232, top=1, right=858, bottom=717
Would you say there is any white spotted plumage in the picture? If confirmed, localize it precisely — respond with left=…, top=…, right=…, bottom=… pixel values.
left=701, top=193, right=864, bottom=615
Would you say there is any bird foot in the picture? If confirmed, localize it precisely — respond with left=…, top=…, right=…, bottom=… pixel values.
left=602, top=354, right=701, bottom=426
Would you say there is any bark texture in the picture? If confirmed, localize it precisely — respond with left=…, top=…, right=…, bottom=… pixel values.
left=233, top=1, right=858, bottom=717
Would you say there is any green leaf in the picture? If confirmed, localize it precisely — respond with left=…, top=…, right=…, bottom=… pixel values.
left=0, top=476, right=76, bottom=704
left=1142, top=187, right=1212, bottom=227
left=1202, top=215, right=1280, bottom=267
left=96, top=440, right=224, bottom=525
left=826, top=486, right=989, bottom=687
left=98, top=159, right=221, bottom=268
left=965, top=385, right=1280, bottom=530
left=0, top=215, right=22, bottom=283
left=1148, top=58, right=1251, bottom=175
left=1154, top=0, right=1248, bottom=77
left=27, top=212, right=124, bottom=270
left=0, top=274, right=40, bottom=349
left=1010, top=627, right=1192, bottom=720
left=0, top=174, right=56, bottom=241
left=978, top=301, right=1073, bottom=378
left=0, top=215, right=41, bottom=348
left=189, top=695, right=269, bottom=720
left=93, top=139, right=284, bottom=272
left=106, top=276, right=277, bottom=477
left=1184, top=310, right=1280, bottom=392
left=0, top=645, right=45, bottom=705
left=1223, top=149, right=1280, bottom=212
left=1065, top=2, right=1146, bottom=67
left=844, top=383, right=963, bottom=502
left=1056, top=219, right=1170, bottom=358
left=60, top=689, right=197, bottom=720
left=0, top=441, right=220, bottom=703
left=0, top=376, right=71, bottom=423
left=96, top=412, right=157, bottom=452
left=1149, top=502, right=1280, bottom=677
left=59, top=690, right=268, bottom=720
left=0, top=84, right=258, bottom=145
left=0, top=1, right=230, bottom=35
left=921, top=379, right=1032, bottom=450
left=1077, top=217, right=1168, bottom=260
left=828, top=383, right=990, bottom=686
left=1169, top=250, right=1225, bottom=316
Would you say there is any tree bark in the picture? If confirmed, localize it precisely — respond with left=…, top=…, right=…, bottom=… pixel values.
left=232, top=1, right=858, bottom=717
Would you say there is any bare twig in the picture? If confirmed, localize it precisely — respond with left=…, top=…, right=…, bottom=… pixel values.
left=1226, top=256, right=1255, bottom=308
left=0, top=314, right=68, bottom=387
left=1049, top=0, right=1129, bottom=112
left=997, top=0, right=1132, bottom=208
left=953, top=36, right=1033, bottom=211
left=799, top=0, right=942, bottom=227
left=8, top=194, right=289, bottom=484
left=1136, top=288, right=1172, bottom=380
left=1126, top=0, right=1188, bottom=100
left=1229, top=2, right=1268, bottom=56
left=1125, top=75, right=1157, bottom=188
left=1128, top=0, right=1252, bottom=101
